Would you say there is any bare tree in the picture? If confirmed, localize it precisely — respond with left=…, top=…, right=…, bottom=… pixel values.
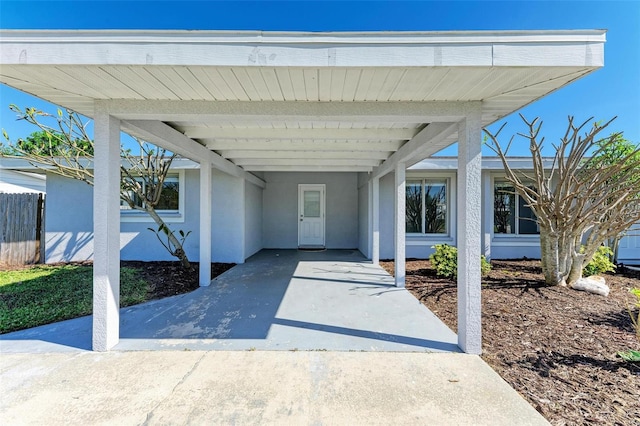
left=1, top=105, right=192, bottom=269
left=484, top=115, right=640, bottom=287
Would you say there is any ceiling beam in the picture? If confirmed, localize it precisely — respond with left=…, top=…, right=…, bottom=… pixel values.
left=182, top=127, right=417, bottom=140
left=243, top=165, right=374, bottom=172
left=105, top=100, right=481, bottom=123
left=220, top=150, right=390, bottom=160
left=372, top=122, right=459, bottom=179
left=121, top=119, right=266, bottom=188
left=203, top=140, right=405, bottom=151
left=232, top=158, right=381, bottom=168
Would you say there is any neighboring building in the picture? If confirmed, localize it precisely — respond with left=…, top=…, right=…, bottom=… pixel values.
left=618, top=226, right=640, bottom=266
left=0, top=168, right=46, bottom=193
left=0, top=29, right=609, bottom=351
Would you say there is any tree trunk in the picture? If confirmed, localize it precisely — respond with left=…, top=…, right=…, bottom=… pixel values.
left=567, top=252, right=586, bottom=286
left=540, top=229, right=566, bottom=286
left=145, top=206, right=192, bottom=270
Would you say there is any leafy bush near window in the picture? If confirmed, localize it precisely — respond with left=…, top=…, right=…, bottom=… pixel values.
left=429, top=244, right=491, bottom=279
left=582, top=245, right=616, bottom=277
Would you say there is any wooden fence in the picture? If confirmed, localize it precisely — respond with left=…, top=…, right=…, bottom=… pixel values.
left=0, top=193, right=45, bottom=266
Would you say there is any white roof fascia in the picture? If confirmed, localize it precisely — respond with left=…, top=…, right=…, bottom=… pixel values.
left=0, top=156, right=568, bottom=173
left=0, top=29, right=607, bottom=43
left=409, top=157, right=557, bottom=171
left=0, top=29, right=605, bottom=68
left=0, top=157, right=198, bottom=171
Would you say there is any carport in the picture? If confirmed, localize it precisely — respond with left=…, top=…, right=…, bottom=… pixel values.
left=0, top=29, right=605, bottom=353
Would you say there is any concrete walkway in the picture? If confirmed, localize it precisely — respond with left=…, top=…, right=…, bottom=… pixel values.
left=1, top=250, right=458, bottom=353
left=0, top=351, right=549, bottom=425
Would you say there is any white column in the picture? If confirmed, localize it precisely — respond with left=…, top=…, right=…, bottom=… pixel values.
left=394, top=163, right=406, bottom=287
left=457, top=110, right=483, bottom=354
left=199, top=162, right=212, bottom=286
left=92, top=107, right=121, bottom=352
left=372, top=176, right=380, bottom=264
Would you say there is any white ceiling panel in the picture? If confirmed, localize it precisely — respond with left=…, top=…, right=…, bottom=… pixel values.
left=0, top=30, right=605, bottom=174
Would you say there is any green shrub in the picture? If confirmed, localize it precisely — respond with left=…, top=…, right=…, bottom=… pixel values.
left=429, top=244, right=491, bottom=279
left=582, top=245, right=616, bottom=277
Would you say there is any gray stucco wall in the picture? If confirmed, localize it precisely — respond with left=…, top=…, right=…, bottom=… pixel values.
left=262, top=172, right=359, bottom=249
left=378, top=170, right=542, bottom=260
left=379, top=173, right=395, bottom=260
left=357, top=173, right=370, bottom=258
left=244, top=180, right=263, bottom=259
left=45, top=171, right=200, bottom=262
left=211, top=169, right=245, bottom=263
left=45, top=170, right=249, bottom=264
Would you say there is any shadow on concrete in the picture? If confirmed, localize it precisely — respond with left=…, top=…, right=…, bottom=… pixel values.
left=272, top=318, right=460, bottom=352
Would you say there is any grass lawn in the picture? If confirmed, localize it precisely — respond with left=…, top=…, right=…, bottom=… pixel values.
left=0, top=265, right=148, bottom=334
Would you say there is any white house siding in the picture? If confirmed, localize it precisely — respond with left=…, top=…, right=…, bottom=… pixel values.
left=244, top=180, right=263, bottom=259
left=262, top=172, right=359, bottom=249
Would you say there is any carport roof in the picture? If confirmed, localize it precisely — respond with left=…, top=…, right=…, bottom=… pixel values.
left=0, top=30, right=605, bottom=174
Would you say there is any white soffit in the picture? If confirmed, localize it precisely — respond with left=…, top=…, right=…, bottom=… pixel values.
left=0, top=30, right=606, bottom=173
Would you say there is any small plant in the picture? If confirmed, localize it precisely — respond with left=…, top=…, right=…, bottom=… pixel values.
left=617, top=287, right=640, bottom=363
left=148, top=224, right=192, bottom=269
left=429, top=244, right=491, bottom=279
left=628, top=287, right=640, bottom=341
left=618, top=350, right=640, bottom=362
left=582, top=245, right=616, bottom=277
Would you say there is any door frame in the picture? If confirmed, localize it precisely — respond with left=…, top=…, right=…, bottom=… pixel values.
left=297, top=184, right=326, bottom=248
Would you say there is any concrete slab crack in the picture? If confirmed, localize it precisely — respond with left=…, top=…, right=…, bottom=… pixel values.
left=140, top=352, right=207, bottom=425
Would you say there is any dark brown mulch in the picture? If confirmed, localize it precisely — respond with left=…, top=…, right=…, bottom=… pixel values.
left=380, top=259, right=640, bottom=425
left=121, top=261, right=235, bottom=300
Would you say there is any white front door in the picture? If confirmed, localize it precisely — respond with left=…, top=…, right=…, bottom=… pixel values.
left=298, top=184, right=325, bottom=248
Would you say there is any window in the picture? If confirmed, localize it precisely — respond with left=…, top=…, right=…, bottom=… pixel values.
left=406, top=179, right=448, bottom=234
left=120, top=173, right=184, bottom=222
left=494, top=181, right=538, bottom=235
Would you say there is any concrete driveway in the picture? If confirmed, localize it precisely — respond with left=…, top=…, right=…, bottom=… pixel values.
left=0, top=250, right=549, bottom=425
left=1, top=249, right=458, bottom=353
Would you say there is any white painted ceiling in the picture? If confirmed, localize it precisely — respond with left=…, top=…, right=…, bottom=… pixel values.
left=0, top=30, right=605, bottom=173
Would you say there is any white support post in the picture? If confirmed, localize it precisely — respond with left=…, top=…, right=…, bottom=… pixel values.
left=199, top=162, right=212, bottom=286
left=92, top=107, right=121, bottom=352
left=457, top=111, right=483, bottom=354
left=394, top=163, right=406, bottom=287
left=372, top=176, right=380, bottom=265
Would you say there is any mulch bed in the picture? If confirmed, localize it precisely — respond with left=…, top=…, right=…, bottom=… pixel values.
left=121, top=261, right=235, bottom=300
left=380, top=259, right=640, bottom=425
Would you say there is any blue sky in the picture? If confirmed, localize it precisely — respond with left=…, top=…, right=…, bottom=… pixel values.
left=0, top=0, right=638, bottom=156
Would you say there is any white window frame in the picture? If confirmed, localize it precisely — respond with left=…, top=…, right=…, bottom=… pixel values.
left=120, top=170, right=185, bottom=223
left=405, top=175, right=452, bottom=237
left=491, top=175, right=539, bottom=238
